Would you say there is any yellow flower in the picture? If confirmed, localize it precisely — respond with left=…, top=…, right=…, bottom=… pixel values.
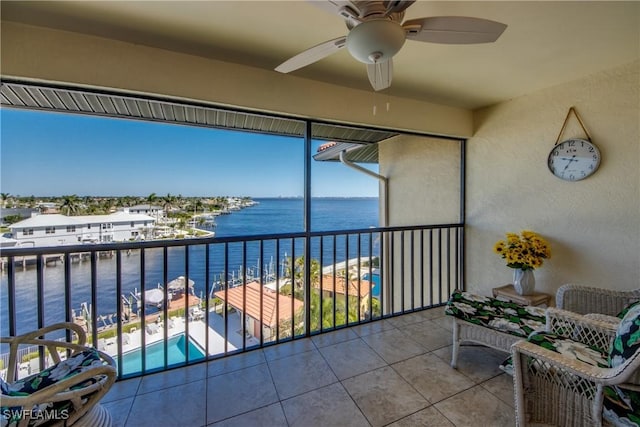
left=494, top=230, right=551, bottom=270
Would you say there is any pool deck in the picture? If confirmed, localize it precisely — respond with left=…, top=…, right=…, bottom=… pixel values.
left=98, top=308, right=258, bottom=362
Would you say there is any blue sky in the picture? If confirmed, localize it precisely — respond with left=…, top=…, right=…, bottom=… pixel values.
left=0, top=109, right=379, bottom=198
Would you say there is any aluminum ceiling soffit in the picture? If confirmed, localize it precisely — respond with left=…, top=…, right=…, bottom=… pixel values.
left=1, top=81, right=395, bottom=163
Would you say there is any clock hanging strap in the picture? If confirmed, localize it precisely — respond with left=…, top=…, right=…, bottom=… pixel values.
left=555, top=106, right=592, bottom=145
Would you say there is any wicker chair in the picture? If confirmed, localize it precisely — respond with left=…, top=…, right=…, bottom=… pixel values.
left=512, top=306, right=640, bottom=427
left=556, top=283, right=640, bottom=316
left=1, top=322, right=117, bottom=427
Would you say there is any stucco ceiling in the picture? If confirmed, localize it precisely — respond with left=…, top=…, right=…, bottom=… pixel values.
left=2, top=1, right=639, bottom=110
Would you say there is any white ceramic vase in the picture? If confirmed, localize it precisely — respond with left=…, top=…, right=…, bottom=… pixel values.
left=513, top=269, right=535, bottom=295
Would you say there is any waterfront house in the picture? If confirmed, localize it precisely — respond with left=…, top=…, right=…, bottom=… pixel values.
left=123, top=204, right=165, bottom=220
left=1, top=2, right=638, bottom=426
left=9, top=212, right=156, bottom=247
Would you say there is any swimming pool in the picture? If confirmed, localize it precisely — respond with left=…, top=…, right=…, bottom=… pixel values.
left=119, top=334, right=206, bottom=375
left=362, top=271, right=381, bottom=298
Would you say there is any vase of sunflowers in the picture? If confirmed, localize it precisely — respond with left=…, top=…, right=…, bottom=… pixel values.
left=494, top=230, right=551, bottom=295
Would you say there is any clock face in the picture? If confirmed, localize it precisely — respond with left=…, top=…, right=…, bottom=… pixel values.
left=548, top=138, right=601, bottom=181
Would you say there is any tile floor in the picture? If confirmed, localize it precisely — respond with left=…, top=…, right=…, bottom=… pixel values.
left=102, top=306, right=516, bottom=426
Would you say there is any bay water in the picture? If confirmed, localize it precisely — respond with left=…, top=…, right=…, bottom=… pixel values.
left=1, top=198, right=379, bottom=336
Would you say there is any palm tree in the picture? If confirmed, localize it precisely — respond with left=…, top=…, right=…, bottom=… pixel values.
left=60, top=194, right=80, bottom=215
left=147, top=192, right=157, bottom=205
left=162, top=193, right=176, bottom=213
left=0, top=193, right=9, bottom=208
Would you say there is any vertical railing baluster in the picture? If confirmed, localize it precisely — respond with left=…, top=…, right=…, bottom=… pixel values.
left=379, top=231, right=384, bottom=318
left=242, top=241, right=247, bottom=351
left=64, top=253, right=72, bottom=350
left=410, top=230, right=415, bottom=311
left=447, top=227, right=452, bottom=299
left=184, top=247, right=190, bottom=365
left=205, top=244, right=210, bottom=357
left=7, top=256, right=16, bottom=338
left=91, top=251, right=98, bottom=349
left=390, top=232, right=395, bottom=315
left=275, top=239, right=280, bottom=342
left=344, top=234, right=349, bottom=327
left=368, top=232, right=373, bottom=321
left=258, top=240, right=264, bottom=347
left=223, top=243, right=229, bottom=353
left=163, top=247, right=169, bottom=369
left=319, top=236, right=324, bottom=333
left=36, top=255, right=45, bottom=370
left=140, top=249, right=146, bottom=373
left=332, top=236, right=336, bottom=328
left=455, top=227, right=460, bottom=292
left=290, top=239, right=295, bottom=338
left=429, top=230, right=434, bottom=307
left=357, top=233, right=361, bottom=324
left=400, top=231, right=405, bottom=313
left=419, top=230, right=424, bottom=309
left=116, top=250, right=123, bottom=378
left=438, top=229, right=443, bottom=304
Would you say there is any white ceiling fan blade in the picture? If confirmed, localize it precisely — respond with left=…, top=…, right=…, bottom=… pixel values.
left=307, top=0, right=361, bottom=21
left=275, top=36, right=347, bottom=73
left=404, top=16, right=507, bottom=44
left=367, top=59, right=393, bottom=92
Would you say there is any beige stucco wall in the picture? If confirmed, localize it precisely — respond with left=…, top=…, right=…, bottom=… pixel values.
left=465, top=61, right=639, bottom=298
left=379, top=134, right=462, bottom=226
left=0, top=21, right=472, bottom=138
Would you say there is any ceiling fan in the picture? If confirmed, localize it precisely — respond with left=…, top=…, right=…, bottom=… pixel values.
left=275, top=1, right=507, bottom=91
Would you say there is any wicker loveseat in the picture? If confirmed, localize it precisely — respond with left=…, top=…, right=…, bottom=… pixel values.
left=445, top=290, right=547, bottom=368
left=0, top=322, right=116, bottom=427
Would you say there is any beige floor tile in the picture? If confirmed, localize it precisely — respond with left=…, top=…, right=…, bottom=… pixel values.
left=318, top=337, right=386, bottom=380
left=281, top=382, right=370, bottom=427
left=349, top=319, right=396, bottom=337
left=481, top=373, right=516, bottom=408
left=360, top=329, right=427, bottom=364
left=268, top=349, right=338, bottom=399
left=421, top=306, right=447, bottom=320
left=434, top=385, right=516, bottom=427
left=126, top=379, right=207, bottom=427
left=103, top=397, right=133, bottom=427
left=430, top=314, right=454, bottom=332
left=392, top=353, right=476, bottom=403
left=388, top=406, right=455, bottom=427
left=432, top=345, right=506, bottom=383
left=137, top=362, right=206, bottom=394
left=262, top=338, right=316, bottom=361
left=386, top=312, right=428, bottom=328
left=207, top=349, right=265, bottom=377
left=400, top=320, right=451, bottom=352
left=342, top=366, right=429, bottom=427
left=209, top=402, right=288, bottom=427
left=104, top=377, right=140, bottom=403
left=310, top=328, right=358, bottom=348
left=206, top=363, right=279, bottom=424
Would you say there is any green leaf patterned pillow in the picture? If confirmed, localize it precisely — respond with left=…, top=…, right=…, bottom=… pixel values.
left=609, top=301, right=640, bottom=368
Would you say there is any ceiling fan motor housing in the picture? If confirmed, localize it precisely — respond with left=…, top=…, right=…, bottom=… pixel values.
left=346, top=19, right=406, bottom=64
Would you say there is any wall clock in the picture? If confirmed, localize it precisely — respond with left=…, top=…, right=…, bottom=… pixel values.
left=547, top=138, right=601, bottom=181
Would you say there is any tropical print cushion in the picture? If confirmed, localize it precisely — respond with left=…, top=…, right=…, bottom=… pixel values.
left=603, top=386, right=640, bottom=427
left=616, top=300, right=640, bottom=319
left=445, top=290, right=546, bottom=338
left=500, top=331, right=609, bottom=376
left=0, top=350, right=103, bottom=427
left=609, top=301, right=640, bottom=368
left=526, top=331, right=609, bottom=367
left=602, top=302, right=640, bottom=426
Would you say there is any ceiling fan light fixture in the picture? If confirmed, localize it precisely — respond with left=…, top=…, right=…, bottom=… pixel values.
left=346, top=19, right=406, bottom=64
